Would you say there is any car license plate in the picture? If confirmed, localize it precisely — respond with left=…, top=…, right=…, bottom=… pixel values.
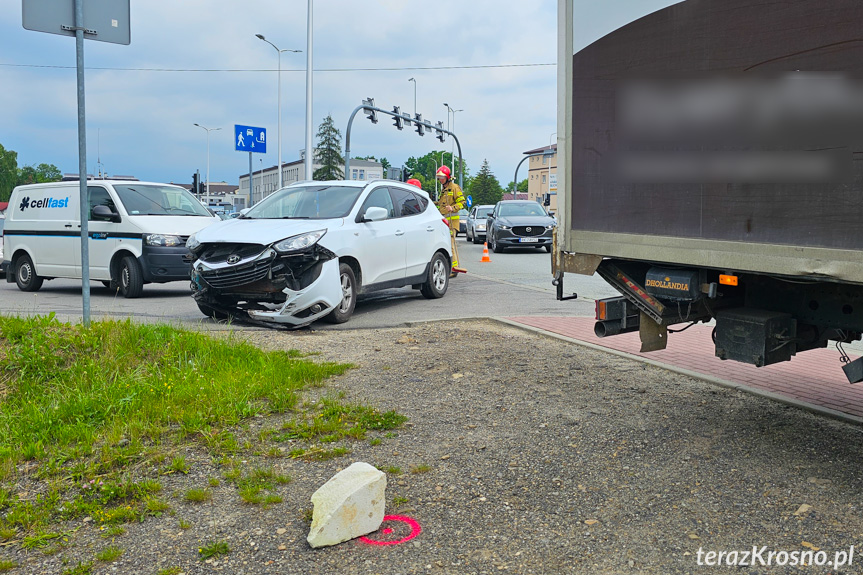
left=519, top=237, right=539, bottom=243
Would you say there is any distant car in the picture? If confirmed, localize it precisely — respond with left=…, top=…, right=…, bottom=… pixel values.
left=456, top=208, right=469, bottom=235
left=486, top=200, right=556, bottom=253
left=187, top=180, right=452, bottom=327
left=465, top=204, right=495, bottom=244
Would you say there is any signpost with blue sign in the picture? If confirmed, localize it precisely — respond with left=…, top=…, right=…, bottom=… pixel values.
left=235, top=125, right=266, bottom=207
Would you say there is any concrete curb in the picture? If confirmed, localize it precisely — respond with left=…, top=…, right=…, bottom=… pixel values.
left=493, top=317, right=863, bottom=427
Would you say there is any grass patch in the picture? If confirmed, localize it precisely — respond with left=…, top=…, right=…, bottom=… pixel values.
left=392, top=496, right=409, bottom=506
left=158, top=568, right=183, bottom=575
left=62, top=561, right=92, bottom=575
left=183, top=488, right=212, bottom=503
left=227, top=466, right=289, bottom=507
left=95, top=545, right=123, bottom=562
left=99, top=525, right=125, bottom=538
left=276, top=393, right=407, bottom=447
left=0, top=560, right=18, bottom=572
left=0, top=316, right=350, bottom=545
left=199, top=540, right=230, bottom=560
left=178, top=518, right=191, bottom=530
left=410, top=464, right=431, bottom=474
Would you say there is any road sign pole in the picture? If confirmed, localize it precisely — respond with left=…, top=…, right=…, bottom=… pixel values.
left=75, top=0, right=90, bottom=327
left=249, top=152, right=254, bottom=208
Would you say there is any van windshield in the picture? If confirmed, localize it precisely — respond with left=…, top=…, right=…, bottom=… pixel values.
left=113, top=185, right=212, bottom=217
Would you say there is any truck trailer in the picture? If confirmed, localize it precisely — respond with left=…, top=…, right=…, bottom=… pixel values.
left=553, top=0, right=863, bottom=382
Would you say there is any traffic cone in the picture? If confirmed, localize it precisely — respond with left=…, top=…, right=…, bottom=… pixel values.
left=480, top=242, right=491, bottom=263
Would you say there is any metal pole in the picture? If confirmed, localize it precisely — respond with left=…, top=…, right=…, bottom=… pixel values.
left=513, top=151, right=552, bottom=200
left=304, top=0, right=314, bottom=181
left=548, top=132, right=556, bottom=202
left=451, top=109, right=463, bottom=174
left=75, top=0, right=90, bottom=326
left=409, top=78, right=416, bottom=116
left=277, top=49, right=282, bottom=189
left=206, top=129, right=210, bottom=195
left=249, top=152, right=254, bottom=207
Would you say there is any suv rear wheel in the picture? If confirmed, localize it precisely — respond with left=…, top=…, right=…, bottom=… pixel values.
left=420, top=252, right=449, bottom=299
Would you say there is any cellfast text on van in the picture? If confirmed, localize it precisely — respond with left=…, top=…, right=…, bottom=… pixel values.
left=2, top=180, right=220, bottom=298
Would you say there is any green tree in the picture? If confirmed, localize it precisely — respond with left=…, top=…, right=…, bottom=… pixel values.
left=505, top=178, right=528, bottom=193
left=467, top=159, right=503, bottom=206
left=403, top=150, right=470, bottom=195
left=313, top=115, right=344, bottom=180
left=17, top=163, right=62, bottom=186
left=0, top=144, right=19, bottom=202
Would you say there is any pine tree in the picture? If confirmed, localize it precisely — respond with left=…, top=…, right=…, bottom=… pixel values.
left=468, top=159, right=503, bottom=206
left=313, top=115, right=344, bottom=180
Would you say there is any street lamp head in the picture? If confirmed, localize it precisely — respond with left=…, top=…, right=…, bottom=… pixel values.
left=443, top=102, right=449, bottom=107
left=193, top=123, right=201, bottom=127
left=255, top=33, right=265, bottom=40
left=409, top=77, right=415, bottom=82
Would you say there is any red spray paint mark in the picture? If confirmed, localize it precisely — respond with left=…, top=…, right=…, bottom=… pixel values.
left=359, top=515, right=421, bottom=546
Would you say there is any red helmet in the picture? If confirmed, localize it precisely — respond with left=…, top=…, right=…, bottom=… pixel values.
left=406, top=178, right=422, bottom=188
left=436, top=165, right=451, bottom=179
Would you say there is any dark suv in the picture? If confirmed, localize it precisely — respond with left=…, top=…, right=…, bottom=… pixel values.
left=486, top=200, right=555, bottom=253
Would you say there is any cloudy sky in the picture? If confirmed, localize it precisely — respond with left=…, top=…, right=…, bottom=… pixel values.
left=1, top=0, right=562, bottom=187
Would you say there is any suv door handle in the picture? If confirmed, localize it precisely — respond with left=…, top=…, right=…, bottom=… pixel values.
left=426, top=226, right=434, bottom=232
left=395, top=230, right=405, bottom=236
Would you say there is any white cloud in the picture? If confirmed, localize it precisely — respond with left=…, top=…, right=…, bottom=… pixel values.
left=1, top=0, right=558, bottom=185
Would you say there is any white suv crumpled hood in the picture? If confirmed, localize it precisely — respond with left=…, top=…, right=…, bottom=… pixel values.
left=194, top=217, right=344, bottom=246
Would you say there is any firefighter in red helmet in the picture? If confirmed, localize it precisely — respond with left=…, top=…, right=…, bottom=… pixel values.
left=435, top=165, right=465, bottom=276
left=406, top=178, right=422, bottom=188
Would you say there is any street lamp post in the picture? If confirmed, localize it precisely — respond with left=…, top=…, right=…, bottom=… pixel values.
left=304, top=0, right=314, bottom=181
left=408, top=78, right=417, bottom=116
left=193, top=123, right=221, bottom=196
left=256, top=34, right=301, bottom=190
left=443, top=103, right=463, bottom=175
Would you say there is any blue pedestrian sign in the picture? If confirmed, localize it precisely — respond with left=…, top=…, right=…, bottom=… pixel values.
left=466, top=195, right=473, bottom=209
left=234, top=125, right=266, bottom=153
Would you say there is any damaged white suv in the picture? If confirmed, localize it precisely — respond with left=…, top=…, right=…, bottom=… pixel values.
left=186, top=180, right=452, bottom=327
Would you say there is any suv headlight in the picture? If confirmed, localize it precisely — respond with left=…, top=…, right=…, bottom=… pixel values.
left=499, top=225, right=511, bottom=231
left=273, top=229, right=327, bottom=253
left=144, top=233, right=183, bottom=247
left=186, top=233, right=200, bottom=251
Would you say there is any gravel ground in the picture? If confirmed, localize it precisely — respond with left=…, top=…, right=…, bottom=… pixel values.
left=6, top=319, right=863, bottom=574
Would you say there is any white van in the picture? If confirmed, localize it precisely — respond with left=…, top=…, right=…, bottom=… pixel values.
left=2, top=180, right=220, bottom=297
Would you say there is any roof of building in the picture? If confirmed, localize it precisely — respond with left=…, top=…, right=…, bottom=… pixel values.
left=522, top=143, right=558, bottom=155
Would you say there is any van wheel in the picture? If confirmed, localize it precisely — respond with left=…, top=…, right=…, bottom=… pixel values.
left=420, top=252, right=449, bottom=299
left=324, top=263, right=356, bottom=324
left=15, top=254, right=43, bottom=292
left=119, top=256, right=144, bottom=298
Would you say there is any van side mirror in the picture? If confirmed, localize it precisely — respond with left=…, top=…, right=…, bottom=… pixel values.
left=92, top=205, right=120, bottom=222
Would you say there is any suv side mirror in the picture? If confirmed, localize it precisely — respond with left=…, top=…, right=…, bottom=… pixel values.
left=363, top=206, right=388, bottom=222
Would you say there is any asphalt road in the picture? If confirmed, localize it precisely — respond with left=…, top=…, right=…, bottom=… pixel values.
left=0, top=238, right=618, bottom=330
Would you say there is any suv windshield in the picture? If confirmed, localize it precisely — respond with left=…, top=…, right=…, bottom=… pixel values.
left=499, top=203, right=547, bottom=218
left=114, top=185, right=212, bottom=217
left=245, top=185, right=363, bottom=219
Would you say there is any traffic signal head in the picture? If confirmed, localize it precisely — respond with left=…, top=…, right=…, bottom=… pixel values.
left=392, top=106, right=403, bottom=130
left=362, top=98, right=378, bottom=124
left=192, top=173, right=199, bottom=194
left=414, top=113, right=424, bottom=136
left=435, top=121, right=446, bottom=143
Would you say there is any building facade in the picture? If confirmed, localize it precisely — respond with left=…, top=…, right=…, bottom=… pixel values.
left=523, top=144, right=558, bottom=213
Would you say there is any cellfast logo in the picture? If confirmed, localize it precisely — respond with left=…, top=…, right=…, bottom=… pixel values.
left=18, top=196, right=70, bottom=211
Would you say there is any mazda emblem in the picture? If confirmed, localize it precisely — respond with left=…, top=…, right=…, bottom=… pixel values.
left=226, top=254, right=241, bottom=265
left=526, top=227, right=532, bottom=232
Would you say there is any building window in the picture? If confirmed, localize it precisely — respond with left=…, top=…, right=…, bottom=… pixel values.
left=359, top=169, right=365, bottom=180
left=542, top=155, right=548, bottom=165
left=352, top=169, right=358, bottom=180
left=542, top=174, right=547, bottom=184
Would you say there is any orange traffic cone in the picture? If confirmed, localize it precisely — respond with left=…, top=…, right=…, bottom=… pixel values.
left=480, top=242, right=492, bottom=263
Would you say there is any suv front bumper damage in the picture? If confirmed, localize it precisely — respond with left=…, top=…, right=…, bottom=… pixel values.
left=190, top=243, right=341, bottom=327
